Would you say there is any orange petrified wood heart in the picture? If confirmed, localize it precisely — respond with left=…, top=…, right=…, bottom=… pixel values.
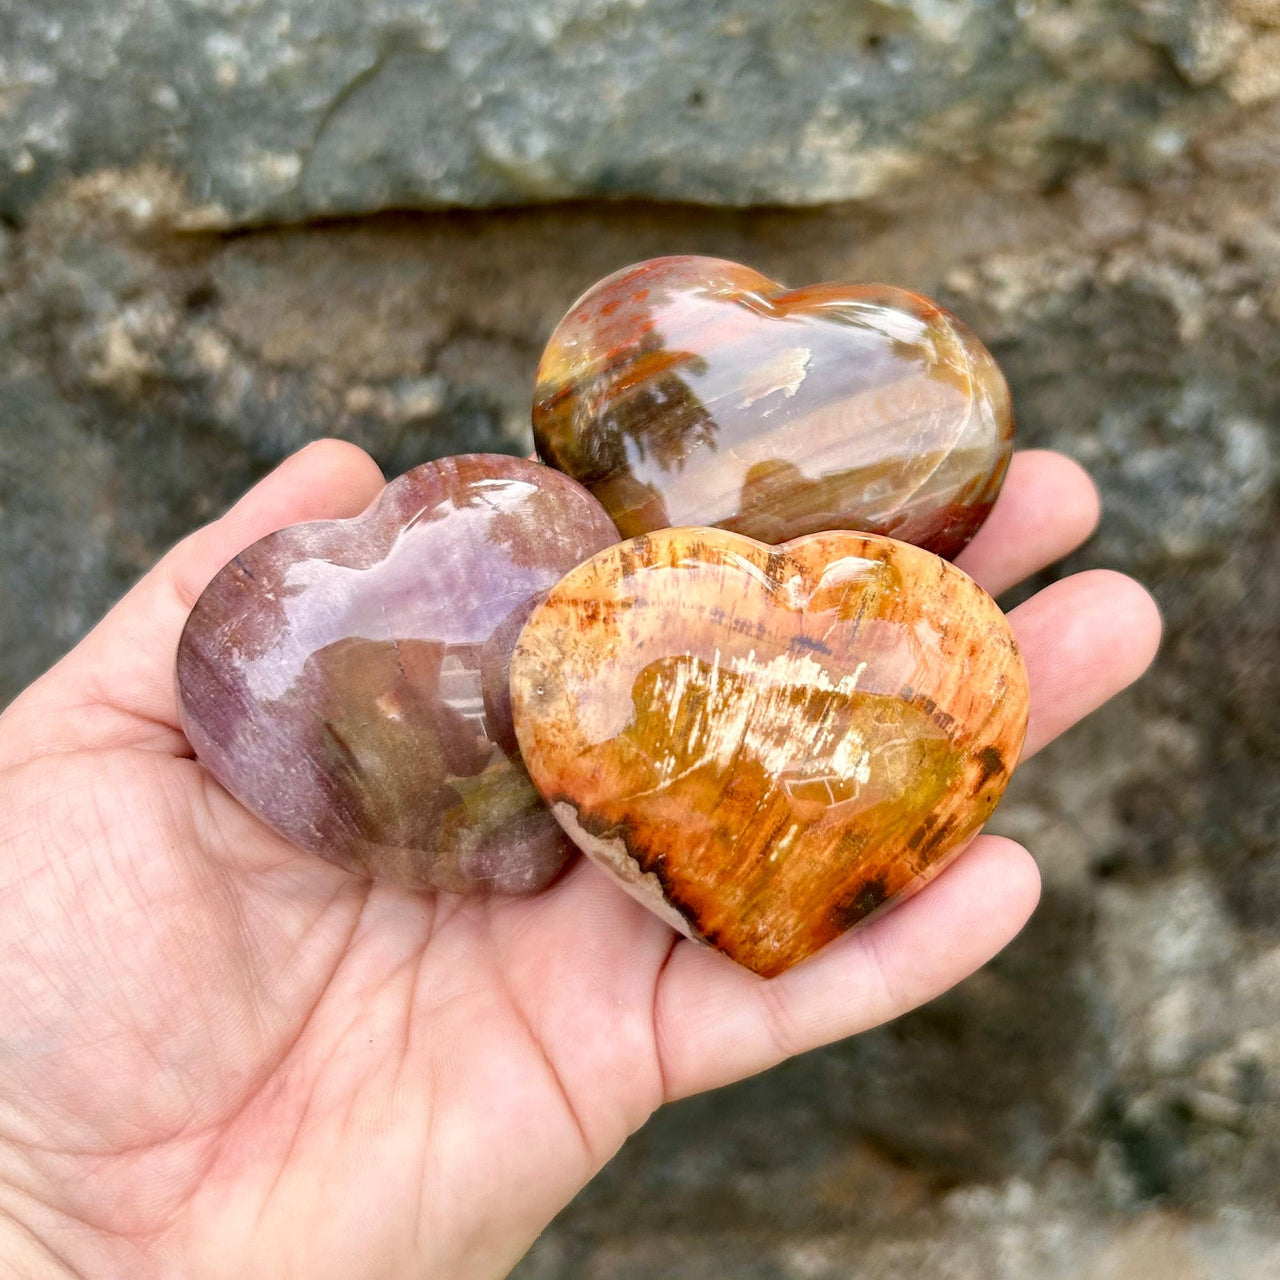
left=509, top=527, right=1029, bottom=977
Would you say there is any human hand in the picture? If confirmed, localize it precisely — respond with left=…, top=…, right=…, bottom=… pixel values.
left=0, top=441, right=1159, bottom=1279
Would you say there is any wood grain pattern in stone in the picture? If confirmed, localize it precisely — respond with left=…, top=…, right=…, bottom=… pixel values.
left=533, top=256, right=1015, bottom=559
left=176, top=454, right=618, bottom=893
left=510, top=527, right=1029, bottom=975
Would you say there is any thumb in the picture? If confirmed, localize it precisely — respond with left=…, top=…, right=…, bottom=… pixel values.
left=0, top=440, right=386, bottom=768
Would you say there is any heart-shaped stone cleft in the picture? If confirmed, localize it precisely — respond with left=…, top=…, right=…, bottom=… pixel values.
left=509, top=527, right=1029, bottom=976
left=533, top=255, right=1014, bottom=560
left=177, top=454, right=619, bottom=894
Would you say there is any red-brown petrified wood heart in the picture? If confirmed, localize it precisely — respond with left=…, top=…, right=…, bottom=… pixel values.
left=509, top=527, right=1029, bottom=976
left=533, top=256, right=1014, bottom=559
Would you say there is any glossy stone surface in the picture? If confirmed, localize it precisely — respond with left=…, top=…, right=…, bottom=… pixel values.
left=510, top=527, right=1029, bottom=976
left=177, top=455, right=618, bottom=892
left=533, top=256, right=1014, bottom=559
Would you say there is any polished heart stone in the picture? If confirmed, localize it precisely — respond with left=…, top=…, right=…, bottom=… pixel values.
left=532, top=255, right=1014, bottom=559
left=177, top=454, right=618, bottom=893
left=509, top=527, right=1029, bottom=976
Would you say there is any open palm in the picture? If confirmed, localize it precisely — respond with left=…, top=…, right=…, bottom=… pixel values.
left=0, top=442, right=1159, bottom=1280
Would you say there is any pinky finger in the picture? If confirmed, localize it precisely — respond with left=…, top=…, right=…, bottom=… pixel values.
left=653, top=835, right=1041, bottom=1101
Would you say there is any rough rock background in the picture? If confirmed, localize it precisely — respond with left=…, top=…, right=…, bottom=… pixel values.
left=0, top=0, right=1265, bottom=223
left=2, top=2, right=1279, bottom=1277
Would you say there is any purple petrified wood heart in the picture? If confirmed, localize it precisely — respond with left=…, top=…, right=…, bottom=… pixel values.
left=176, top=454, right=619, bottom=892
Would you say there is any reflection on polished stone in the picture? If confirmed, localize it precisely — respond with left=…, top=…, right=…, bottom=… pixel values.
left=176, top=455, right=618, bottom=892
left=533, top=256, right=1014, bottom=559
left=510, top=527, right=1029, bottom=976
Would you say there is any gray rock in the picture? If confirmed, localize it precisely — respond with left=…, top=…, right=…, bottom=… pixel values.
left=0, top=0, right=1258, bottom=226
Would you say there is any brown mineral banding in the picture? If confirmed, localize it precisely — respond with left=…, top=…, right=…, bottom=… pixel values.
left=533, top=256, right=1015, bottom=559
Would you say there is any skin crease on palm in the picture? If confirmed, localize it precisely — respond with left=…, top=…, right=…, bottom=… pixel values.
left=0, top=441, right=1161, bottom=1280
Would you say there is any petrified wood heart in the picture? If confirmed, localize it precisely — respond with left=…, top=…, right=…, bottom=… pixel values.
left=533, top=255, right=1014, bottom=559
left=177, top=454, right=618, bottom=893
left=509, top=528, right=1029, bottom=976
